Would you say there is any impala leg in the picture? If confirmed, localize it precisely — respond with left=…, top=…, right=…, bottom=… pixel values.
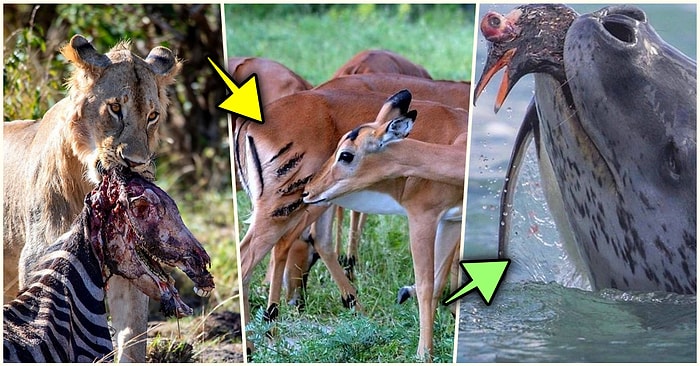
left=239, top=204, right=327, bottom=356
left=334, top=205, right=344, bottom=255
left=448, top=242, right=462, bottom=316
left=284, top=236, right=314, bottom=309
left=266, top=234, right=298, bottom=322
left=345, top=211, right=367, bottom=281
left=433, top=219, right=462, bottom=316
left=407, top=212, right=439, bottom=361
left=313, top=206, right=363, bottom=310
left=239, top=217, right=298, bottom=355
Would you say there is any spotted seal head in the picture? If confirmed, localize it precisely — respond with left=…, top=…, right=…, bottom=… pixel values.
left=564, top=5, right=696, bottom=293
left=475, top=4, right=696, bottom=294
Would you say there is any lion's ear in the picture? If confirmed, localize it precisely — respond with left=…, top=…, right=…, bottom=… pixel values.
left=145, top=46, right=182, bottom=86
left=61, top=35, right=111, bottom=74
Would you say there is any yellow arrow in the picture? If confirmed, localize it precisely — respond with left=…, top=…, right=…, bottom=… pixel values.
left=208, top=57, right=264, bottom=123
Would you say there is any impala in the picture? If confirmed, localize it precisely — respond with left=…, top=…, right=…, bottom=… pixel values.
left=331, top=49, right=432, bottom=79
left=235, top=88, right=467, bottom=360
left=302, top=90, right=466, bottom=358
left=228, top=57, right=312, bottom=106
left=279, top=73, right=471, bottom=303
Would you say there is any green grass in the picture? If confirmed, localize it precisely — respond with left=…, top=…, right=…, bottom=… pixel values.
left=225, top=4, right=474, bottom=84
left=226, top=4, right=473, bottom=362
left=238, top=192, right=456, bottom=363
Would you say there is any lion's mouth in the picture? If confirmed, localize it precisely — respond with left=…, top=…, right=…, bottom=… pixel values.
left=98, top=159, right=156, bottom=181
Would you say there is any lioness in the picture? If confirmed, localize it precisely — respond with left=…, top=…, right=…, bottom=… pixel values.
left=3, top=34, right=181, bottom=362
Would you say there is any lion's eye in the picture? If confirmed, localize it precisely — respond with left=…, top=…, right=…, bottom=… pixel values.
left=147, top=111, right=159, bottom=124
left=107, top=103, right=123, bottom=122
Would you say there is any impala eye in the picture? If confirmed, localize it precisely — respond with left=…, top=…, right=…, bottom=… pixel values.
left=338, top=151, right=354, bottom=164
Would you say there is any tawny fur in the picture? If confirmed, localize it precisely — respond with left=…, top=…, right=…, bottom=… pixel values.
left=3, top=34, right=181, bottom=362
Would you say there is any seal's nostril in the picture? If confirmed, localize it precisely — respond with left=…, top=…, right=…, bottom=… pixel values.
left=603, top=20, right=636, bottom=44
left=301, top=192, right=308, bottom=198
left=607, top=6, right=646, bottom=23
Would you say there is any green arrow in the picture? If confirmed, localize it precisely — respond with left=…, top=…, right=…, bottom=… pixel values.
left=443, top=259, right=510, bottom=306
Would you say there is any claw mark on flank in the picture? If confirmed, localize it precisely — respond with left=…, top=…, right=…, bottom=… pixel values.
left=271, top=199, right=304, bottom=217
left=276, top=153, right=305, bottom=177
left=269, top=142, right=293, bottom=163
left=278, top=175, right=313, bottom=196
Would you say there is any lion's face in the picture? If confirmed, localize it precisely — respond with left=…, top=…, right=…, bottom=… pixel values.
left=62, top=35, right=181, bottom=183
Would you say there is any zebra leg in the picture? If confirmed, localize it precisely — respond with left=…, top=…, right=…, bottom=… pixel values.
left=106, top=276, right=149, bottom=362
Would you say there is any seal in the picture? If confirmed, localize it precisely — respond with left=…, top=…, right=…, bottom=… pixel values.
left=474, top=4, right=696, bottom=294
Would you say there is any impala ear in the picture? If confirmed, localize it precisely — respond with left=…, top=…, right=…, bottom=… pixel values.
left=378, top=109, right=417, bottom=147
left=375, top=89, right=412, bottom=124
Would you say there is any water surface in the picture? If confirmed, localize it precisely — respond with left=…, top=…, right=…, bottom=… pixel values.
left=458, top=3, right=697, bottom=362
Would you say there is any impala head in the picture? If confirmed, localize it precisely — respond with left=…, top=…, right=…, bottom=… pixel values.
left=474, top=4, right=577, bottom=112
left=89, top=167, right=214, bottom=318
left=302, top=89, right=417, bottom=204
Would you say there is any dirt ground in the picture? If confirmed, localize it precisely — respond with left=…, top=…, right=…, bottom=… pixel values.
left=147, top=310, right=244, bottom=363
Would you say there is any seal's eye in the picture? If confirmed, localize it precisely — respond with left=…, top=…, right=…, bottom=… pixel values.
left=338, top=151, right=354, bottom=164
left=663, top=141, right=682, bottom=182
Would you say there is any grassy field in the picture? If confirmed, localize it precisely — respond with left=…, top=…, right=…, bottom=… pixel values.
left=226, top=4, right=474, bottom=363
left=225, top=4, right=473, bottom=82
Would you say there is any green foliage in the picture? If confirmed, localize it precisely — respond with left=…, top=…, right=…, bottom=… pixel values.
left=225, top=4, right=474, bottom=84
left=3, top=27, right=64, bottom=120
